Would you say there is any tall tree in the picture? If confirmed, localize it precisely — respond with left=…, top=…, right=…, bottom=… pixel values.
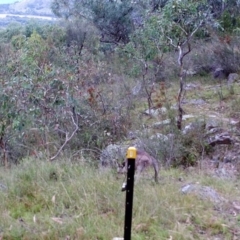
left=51, top=0, right=137, bottom=44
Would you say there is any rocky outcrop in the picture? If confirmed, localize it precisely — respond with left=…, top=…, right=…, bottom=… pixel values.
left=207, top=131, right=233, bottom=146
left=181, top=183, right=226, bottom=203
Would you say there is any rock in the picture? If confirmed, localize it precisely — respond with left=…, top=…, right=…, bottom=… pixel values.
left=183, top=69, right=197, bottom=76
left=152, top=114, right=194, bottom=129
left=153, top=119, right=171, bottom=128
left=181, top=184, right=226, bottom=203
left=0, top=183, right=7, bottom=191
left=149, top=133, right=169, bottom=142
left=227, top=73, right=239, bottom=86
left=213, top=67, right=228, bottom=79
left=205, top=118, right=221, bottom=130
left=207, top=132, right=233, bottom=146
left=99, top=144, right=128, bottom=167
left=132, top=81, right=142, bottom=95
left=144, top=107, right=167, bottom=117
left=182, top=114, right=195, bottom=121
left=182, top=99, right=206, bottom=105
left=99, top=140, right=145, bottom=168
left=181, top=184, right=194, bottom=194
left=183, top=119, right=205, bottom=135
left=184, top=83, right=200, bottom=90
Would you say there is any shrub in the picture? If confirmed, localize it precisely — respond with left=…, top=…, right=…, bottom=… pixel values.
left=192, top=36, right=240, bottom=78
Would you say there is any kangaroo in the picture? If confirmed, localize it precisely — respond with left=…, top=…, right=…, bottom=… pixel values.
left=117, top=149, right=159, bottom=183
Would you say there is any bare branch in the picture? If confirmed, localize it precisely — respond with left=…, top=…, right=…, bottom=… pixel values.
left=49, top=113, right=79, bottom=161
left=181, top=19, right=204, bottom=46
left=173, top=22, right=188, bottom=35
left=167, top=36, right=177, bottom=48
left=190, top=20, right=204, bottom=38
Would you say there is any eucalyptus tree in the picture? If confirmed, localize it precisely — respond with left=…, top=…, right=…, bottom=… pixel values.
left=123, top=0, right=217, bottom=129
left=156, top=0, right=216, bottom=129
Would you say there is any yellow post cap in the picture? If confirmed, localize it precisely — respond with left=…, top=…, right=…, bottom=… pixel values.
left=126, top=147, right=137, bottom=159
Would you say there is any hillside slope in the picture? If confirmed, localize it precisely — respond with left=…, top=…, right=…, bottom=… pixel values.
left=0, top=0, right=53, bottom=16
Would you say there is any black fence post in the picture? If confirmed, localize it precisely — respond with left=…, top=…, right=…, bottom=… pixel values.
left=124, top=147, right=136, bottom=240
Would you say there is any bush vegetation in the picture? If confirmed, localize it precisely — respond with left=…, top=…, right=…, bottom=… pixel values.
left=1, top=1, right=240, bottom=238
left=0, top=0, right=239, bottom=166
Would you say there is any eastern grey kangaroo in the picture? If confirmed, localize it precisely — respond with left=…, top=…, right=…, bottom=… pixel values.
left=117, top=149, right=159, bottom=183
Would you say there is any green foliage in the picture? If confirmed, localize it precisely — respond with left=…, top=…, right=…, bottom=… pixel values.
left=0, top=19, right=135, bottom=164
left=159, top=0, right=212, bottom=45
left=0, top=85, right=27, bottom=164
left=24, top=20, right=50, bottom=38
left=122, top=0, right=214, bottom=70
left=125, top=16, right=162, bottom=62
left=0, top=22, right=23, bottom=43
left=178, top=130, right=206, bottom=167
left=0, top=0, right=239, bottom=167
left=220, top=10, right=240, bottom=33
left=11, top=34, right=26, bottom=50
left=208, top=0, right=240, bottom=18
left=21, top=31, right=49, bottom=72
left=90, top=0, right=134, bottom=44
left=51, top=0, right=136, bottom=44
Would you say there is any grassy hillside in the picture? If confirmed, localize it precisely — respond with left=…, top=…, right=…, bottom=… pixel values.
left=0, top=157, right=239, bottom=239
left=1, top=72, right=240, bottom=239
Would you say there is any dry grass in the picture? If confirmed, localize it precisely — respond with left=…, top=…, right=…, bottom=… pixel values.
left=0, top=158, right=239, bottom=239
